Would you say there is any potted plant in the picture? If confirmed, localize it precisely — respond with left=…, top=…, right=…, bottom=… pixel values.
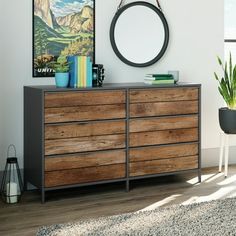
left=214, top=53, right=236, bottom=133
left=53, top=56, right=70, bottom=88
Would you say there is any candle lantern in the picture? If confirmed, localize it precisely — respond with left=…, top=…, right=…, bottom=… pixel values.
left=1, top=145, right=23, bottom=203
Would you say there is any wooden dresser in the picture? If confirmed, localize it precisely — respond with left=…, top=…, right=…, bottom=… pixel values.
left=24, top=83, right=201, bottom=202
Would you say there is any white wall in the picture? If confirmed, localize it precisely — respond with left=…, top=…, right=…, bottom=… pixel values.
left=0, top=0, right=5, bottom=165
left=0, top=0, right=225, bottom=170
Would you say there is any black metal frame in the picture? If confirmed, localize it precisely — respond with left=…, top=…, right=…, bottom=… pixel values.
left=198, top=86, right=202, bottom=182
left=125, top=89, right=130, bottom=192
left=32, top=0, right=96, bottom=78
left=110, top=1, right=169, bottom=67
left=24, top=83, right=201, bottom=203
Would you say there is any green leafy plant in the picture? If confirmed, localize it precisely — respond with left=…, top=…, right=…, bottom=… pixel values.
left=52, top=56, right=70, bottom=73
left=214, top=53, right=236, bottom=110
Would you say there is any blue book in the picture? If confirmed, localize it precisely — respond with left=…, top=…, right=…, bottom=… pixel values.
left=86, top=57, right=92, bottom=87
left=75, top=56, right=78, bottom=88
left=67, top=56, right=74, bottom=88
left=68, top=56, right=77, bottom=88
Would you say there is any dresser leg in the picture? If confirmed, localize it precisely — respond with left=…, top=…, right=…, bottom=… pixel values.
left=23, top=172, right=27, bottom=191
left=198, top=170, right=202, bottom=183
left=126, top=180, right=130, bottom=192
left=24, top=181, right=28, bottom=191
left=41, top=189, right=45, bottom=204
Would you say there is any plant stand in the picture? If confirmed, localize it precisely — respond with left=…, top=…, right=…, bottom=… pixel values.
left=219, top=132, right=234, bottom=177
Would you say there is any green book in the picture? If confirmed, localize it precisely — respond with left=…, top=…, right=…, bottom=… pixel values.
left=145, top=75, right=173, bottom=80
left=146, top=74, right=173, bottom=78
left=145, top=76, right=174, bottom=81
left=144, top=79, right=174, bottom=85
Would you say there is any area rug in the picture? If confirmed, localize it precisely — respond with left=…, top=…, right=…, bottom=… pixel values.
left=37, top=198, right=236, bottom=236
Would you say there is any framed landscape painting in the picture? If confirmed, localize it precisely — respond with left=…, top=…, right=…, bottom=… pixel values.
left=33, top=0, right=95, bottom=77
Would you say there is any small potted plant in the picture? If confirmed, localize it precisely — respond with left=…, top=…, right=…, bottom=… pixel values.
left=214, top=53, right=236, bottom=133
left=53, top=56, right=70, bottom=88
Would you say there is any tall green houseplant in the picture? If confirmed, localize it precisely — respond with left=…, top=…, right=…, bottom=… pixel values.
left=214, top=53, right=236, bottom=110
left=215, top=53, right=236, bottom=134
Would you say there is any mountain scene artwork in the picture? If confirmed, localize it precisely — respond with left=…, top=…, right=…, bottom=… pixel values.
left=33, top=0, right=94, bottom=77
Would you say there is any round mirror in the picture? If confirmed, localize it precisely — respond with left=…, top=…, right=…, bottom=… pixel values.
left=110, top=2, right=169, bottom=67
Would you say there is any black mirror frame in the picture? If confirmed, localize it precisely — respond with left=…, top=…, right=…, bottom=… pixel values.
left=110, top=1, right=169, bottom=67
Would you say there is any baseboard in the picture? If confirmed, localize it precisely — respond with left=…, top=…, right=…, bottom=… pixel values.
left=202, top=146, right=236, bottom=167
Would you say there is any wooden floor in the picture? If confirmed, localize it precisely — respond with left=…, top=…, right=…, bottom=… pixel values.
left=1, top=166, right=236, bottom=236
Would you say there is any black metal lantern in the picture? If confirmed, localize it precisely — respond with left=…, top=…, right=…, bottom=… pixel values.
left=1, top=145, right=23, bottom=203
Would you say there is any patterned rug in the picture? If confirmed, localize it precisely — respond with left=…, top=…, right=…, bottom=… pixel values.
left=37, top=198, right=236, bottom=236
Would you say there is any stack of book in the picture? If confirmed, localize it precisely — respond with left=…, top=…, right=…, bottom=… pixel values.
left=67, top=55, right=93, bottom=88
left=144, top=74, right=174, bottom=85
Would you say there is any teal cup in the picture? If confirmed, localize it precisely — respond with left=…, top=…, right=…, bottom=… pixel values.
left=55, top=73, right=69, bottom=88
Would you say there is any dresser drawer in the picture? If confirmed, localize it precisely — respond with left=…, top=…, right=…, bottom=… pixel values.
left=45, top=104, right=126, bottom=123
left=130, top=115, right=198, bottom=133
left=130, top=128, right=198, bottom=147
left=45, top=120, right=126, bottom=140
left=45, top=164, right=126, bottom=187
left=130, top=143, right=198, bottom=162
left=130, top=88, right=198, bottom=103
left=129, top=155, right=198, bottom=177
left=45, top=149, right=126, bottom=171
left=45, top=134, right=126, bottom=155
left=130, top=101, right=198, bottom=118
left=45, top=90, right=125, bottom=108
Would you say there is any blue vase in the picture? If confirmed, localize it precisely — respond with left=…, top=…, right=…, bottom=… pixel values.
left=55, top=73, right=69, bottom=88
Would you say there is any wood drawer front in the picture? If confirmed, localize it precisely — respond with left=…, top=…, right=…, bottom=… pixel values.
left=130, top=128, right=198, bottom=147
left=130, top=115, right=198, bottom=133
left=45, top=134, right=126, bottom=155
left=45, top=164, right=126, bottom=187
left=45, top=104, right=126, bottom=123
left=45, top=90, right=125, bottom=108
left=130, top=156, right=198, bottom=177
left=45, top=150, right=126, bottom=171
left=130, top=143, right=198, bottom=162
left=130, top=88, right=198, bottom=103
left=45, top=120, right=126, bottom=140
left=130, top=101, right=198, bottom=118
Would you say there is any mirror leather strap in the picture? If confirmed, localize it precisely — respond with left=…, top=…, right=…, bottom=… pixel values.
left=156, top=0, right=162, bottom=11
left=117, top=0, right=162, bottom=11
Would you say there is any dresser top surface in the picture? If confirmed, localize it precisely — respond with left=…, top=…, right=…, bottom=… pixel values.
left=24, top=82, right=201, bottom=91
